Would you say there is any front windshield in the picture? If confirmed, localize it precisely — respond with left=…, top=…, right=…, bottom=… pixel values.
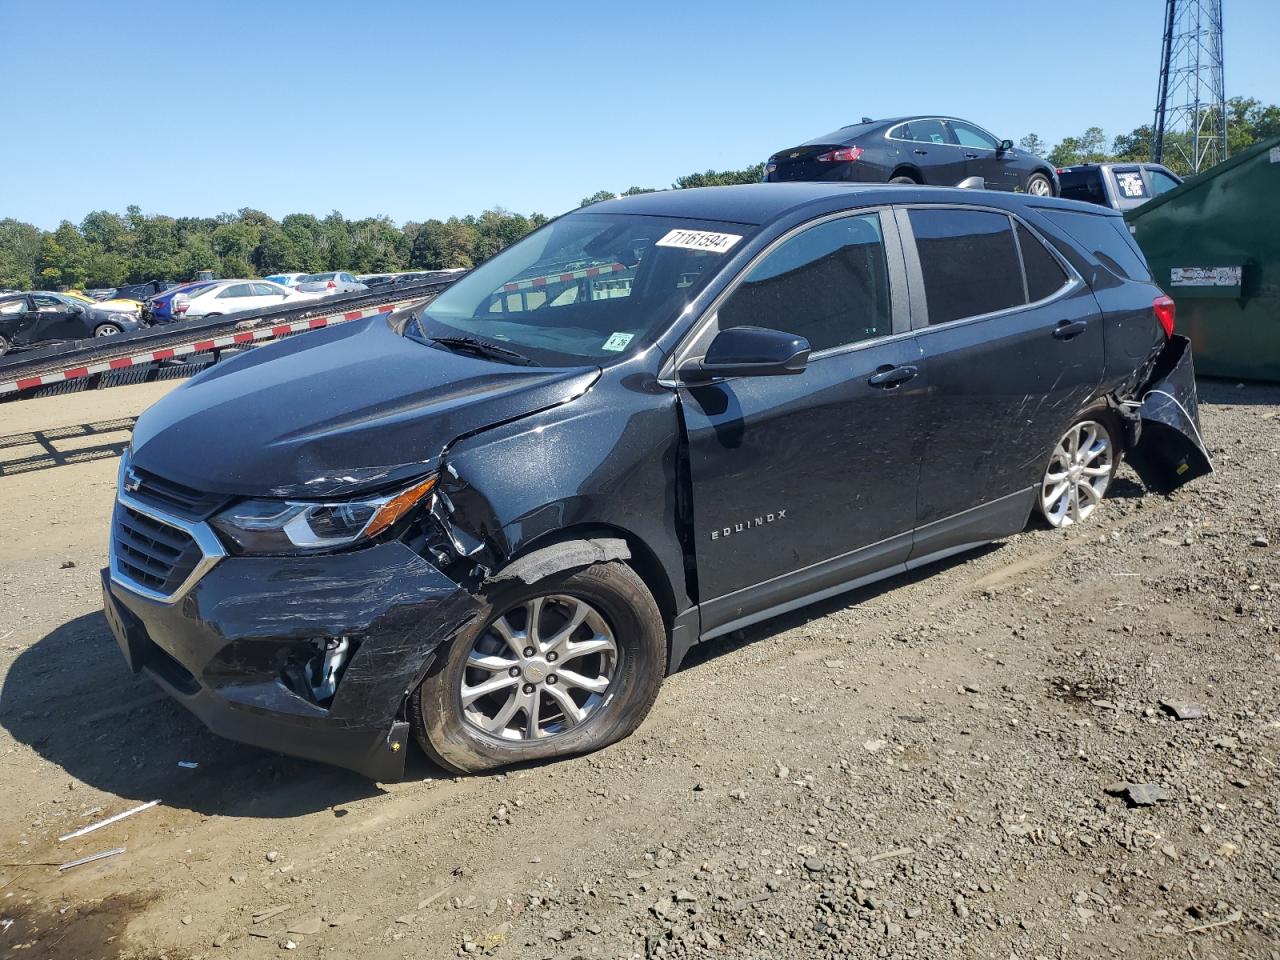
left=411, top=211, right=754, bottom=366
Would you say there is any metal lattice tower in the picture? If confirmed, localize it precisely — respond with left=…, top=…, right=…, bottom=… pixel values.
left=1153, top=0, right=1228, bottom=174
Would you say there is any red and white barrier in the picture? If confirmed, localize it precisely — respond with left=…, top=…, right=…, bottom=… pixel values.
left=0, top=299, right=419, bottom=397
left=501, top=262, right=628, bottom=293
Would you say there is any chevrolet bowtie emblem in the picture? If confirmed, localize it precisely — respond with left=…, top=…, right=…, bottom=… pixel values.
left=123, top=468, right=142, bottom=493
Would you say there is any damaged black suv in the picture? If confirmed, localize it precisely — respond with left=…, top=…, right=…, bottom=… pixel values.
left=102, top=184, right=1210, bottom=779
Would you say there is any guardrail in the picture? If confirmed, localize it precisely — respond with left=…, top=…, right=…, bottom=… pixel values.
left=0, top=278, right=457, bottom=402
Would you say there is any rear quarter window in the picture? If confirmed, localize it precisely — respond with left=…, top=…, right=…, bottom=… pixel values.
left=1038, top=209, right=1152, bottom=283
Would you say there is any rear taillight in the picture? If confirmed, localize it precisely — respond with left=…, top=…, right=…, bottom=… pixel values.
left=327, top=280, right=337, bottom=289
left=1153, top=294, right=1176, bottom=339
left=816, top=146, right=864, bottom=163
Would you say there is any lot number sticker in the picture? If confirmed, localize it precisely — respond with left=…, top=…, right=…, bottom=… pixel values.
left=656, top=229, right=743, bottom=254
left=602, top=332, right=635, bottom=352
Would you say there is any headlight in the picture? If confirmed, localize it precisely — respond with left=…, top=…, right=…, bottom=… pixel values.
left=210, top=474, right=437, bottom=554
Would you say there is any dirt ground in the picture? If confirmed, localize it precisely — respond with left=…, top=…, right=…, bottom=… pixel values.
left=0, top=377, right=1277, bottom=960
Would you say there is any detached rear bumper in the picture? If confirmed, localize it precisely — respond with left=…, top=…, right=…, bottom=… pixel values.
left=1126, top=335, right=1214, bottom=492
left=102, top=541, right=479, bottom=780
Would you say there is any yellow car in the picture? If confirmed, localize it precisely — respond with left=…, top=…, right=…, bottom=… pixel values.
left=66, top=290, right=143, bottom=316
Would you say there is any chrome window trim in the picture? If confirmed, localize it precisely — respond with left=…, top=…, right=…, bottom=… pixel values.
left=109, top=455, right=226, bottom=605
left=884, top=117, right=956, bottom=147
left=896, top=203, right=1084, bottom=337
left=660, top=206, right=909, bottom=383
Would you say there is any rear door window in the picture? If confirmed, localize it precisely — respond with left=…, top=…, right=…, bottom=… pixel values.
left=1039, top=209, right=1152, bottom=282
left=218, top=284, right=256, bottom=298
left=903, top=118, right=949, bottom=145
left=718, top=214, right=892, bottom=353
left=908, top=208, right=1025, bottom=324
left=0, top=298, right=26, bottom=315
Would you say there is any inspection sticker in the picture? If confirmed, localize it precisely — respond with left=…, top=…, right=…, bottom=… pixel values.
left=602, top=332, right=635, bottom=352
left=655, top=229, right=742, bottom=254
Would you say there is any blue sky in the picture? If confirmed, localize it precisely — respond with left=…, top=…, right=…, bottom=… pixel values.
left=2, top=0, right=1276, bottom=230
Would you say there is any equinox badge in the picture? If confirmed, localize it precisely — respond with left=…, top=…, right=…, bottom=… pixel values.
left=710, top=510, right=787, bottom=541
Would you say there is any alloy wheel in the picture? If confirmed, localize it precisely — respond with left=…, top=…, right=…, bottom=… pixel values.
left=1028, top=176, right=1053, bottom=196
left=95, top=325, right=122, bottom=336
left=1041, top=420, right=1114, bottom=527
left=460, top=595, right=618, bottom=740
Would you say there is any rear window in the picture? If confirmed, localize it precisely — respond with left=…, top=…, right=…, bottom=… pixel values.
left=301, top=273, right=335, bottom=282
left=1057, top=169, right=1108, bottom=206
left=1039, top=209, right=1152, bottom=283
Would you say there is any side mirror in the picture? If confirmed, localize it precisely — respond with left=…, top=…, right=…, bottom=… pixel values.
left=998, top=139, right=1014, bottom=153
left=680, top=325, right=810, bottom=381
left=70, top=304, right=85, bottom=315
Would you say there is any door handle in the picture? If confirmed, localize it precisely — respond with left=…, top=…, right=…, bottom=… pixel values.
left=867, top=364, right=919, bottom=388
left=1053, top=319, right=1088, bottom=340
left=913, top=149, right=928, bottom=155
left=964, top=152, right=979, bottom=159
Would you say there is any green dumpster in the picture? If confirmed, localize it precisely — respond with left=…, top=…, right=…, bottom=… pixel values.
left=1127, top=135, right=1280, bottom=381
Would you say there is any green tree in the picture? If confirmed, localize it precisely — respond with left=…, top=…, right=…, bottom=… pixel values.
left=672, top=164, right=765, bottom=188
left=1018, top=133, right=1047, bottom=157
left=410, top=218, right=479, bottom=269
left=0, top=218, right=42, bottom=289
left=1048, top=127, right=1109, bottom=168
left=579, top=190, right=616, bottom=207
left=37, top=221, right=89, bottom=289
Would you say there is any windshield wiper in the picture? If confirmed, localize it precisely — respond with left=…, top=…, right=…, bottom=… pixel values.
left=426, top=335, right=537, bottom=366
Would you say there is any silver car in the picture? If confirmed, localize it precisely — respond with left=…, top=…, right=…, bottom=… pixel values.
left=295, top=272, right=368, bottom=295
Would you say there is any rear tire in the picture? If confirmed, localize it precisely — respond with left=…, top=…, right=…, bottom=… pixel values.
left=410, top=560, right=666, bottom=774
left=889, top=174, right=918, bottom=185
left=1026, top=172, right=1054, bottom=196
left=1037, top=410, right=1120, bottom=528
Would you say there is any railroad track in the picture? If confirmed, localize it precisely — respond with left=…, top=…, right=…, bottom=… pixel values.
left=0, top=279, right=455, bottom=402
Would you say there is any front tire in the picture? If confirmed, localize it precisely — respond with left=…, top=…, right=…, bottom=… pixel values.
left=1026, top=172, right=1054, bottom=196
left=1038, top=414, right=1119, bottom=528
left=410, top=560, right=666, bottom=773
left=93, top=323, right=123, bottom=337
left=0, top=334, right=8, bottom=357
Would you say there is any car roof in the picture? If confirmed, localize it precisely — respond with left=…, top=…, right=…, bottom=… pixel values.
left=583, top=182, right=1107, bottom=226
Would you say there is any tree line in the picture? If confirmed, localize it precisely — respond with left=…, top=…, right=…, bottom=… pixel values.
left=0, top=164, right=767, bottom=293
left=1020, top=96, right=1279, bottom=171
left=2, top=97, right=1275, bottom=293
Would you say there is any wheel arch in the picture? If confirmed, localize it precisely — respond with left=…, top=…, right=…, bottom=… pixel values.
left=889, top=164, right=924, bottom=183
left=497, top=522, right=679, bottom=634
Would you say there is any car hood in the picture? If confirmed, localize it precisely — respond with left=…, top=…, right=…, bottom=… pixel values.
left=129, top=316, right=600, bottom=498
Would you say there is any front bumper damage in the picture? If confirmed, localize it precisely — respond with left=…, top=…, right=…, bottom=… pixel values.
left=1125, top=335, right=1214, bottom=492
left=102, top=541, right=479, bottom=780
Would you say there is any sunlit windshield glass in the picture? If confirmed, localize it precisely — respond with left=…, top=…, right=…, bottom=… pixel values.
left=413, top=212, right=754, bottom=365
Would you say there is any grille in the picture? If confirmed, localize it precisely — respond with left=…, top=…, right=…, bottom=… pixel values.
left=113, top=504, right=204, bottom=595
left=128, top=467, right=229, bottom=520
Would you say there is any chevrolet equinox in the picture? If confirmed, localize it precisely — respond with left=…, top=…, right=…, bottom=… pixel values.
left=103, top=183, right=1209, bottom=778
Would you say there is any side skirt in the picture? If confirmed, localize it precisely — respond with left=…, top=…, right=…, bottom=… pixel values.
left=668, top=486, right=1036, bottom=672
